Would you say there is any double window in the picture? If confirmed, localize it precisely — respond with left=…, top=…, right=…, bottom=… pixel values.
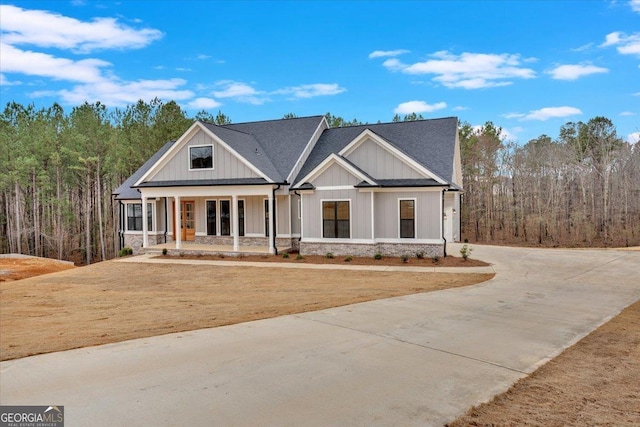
left=207, top=199, right=243, bottom=237
left=322, top=201, right=350, bottom=238
left=399, top=199, right=415, bottom=238
left=127, top=203, right=153, bottom=231
left=189, top=145, right=213, bottom=170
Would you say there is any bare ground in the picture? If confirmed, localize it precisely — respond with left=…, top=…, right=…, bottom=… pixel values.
left=0, top=260, right=492, bottom=361
left=0, top=257, right=75, bottom=281
left=447, top=300, right=640, bottom=427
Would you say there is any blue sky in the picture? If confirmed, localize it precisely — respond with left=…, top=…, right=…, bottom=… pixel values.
left=1, top=1, right=638, bottom=144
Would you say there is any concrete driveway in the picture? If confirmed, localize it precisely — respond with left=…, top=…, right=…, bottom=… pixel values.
left=1, top=245, right=639, bottom=426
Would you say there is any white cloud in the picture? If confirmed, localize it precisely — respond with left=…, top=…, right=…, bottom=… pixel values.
left=212, top=80, right=267, bottom=104
left=521, top=106, right=582, bottom=121
left=394, top=100, right=446, bottom=115
left=620, top=111, right=636, bottom=116
left=176, top=67, right=192, bottom=72
left=631, top=0, right=640, bottom=13
left=571, top=42, right=594, bottom=52
left=547, top=64, right=609, bottom=80
left=601, top=31, right=640, bottom=56
left=0, top=42, right=109, bottom=83
left=369, top=49, right=410, bottom=59
left=502, top=112, right=525, bottom=119
left=628, top=132, right=640, bottom=144
left=46, top=78, right=193, bottom=106
left=196, top=54, right=211, bottom=60
left=187, top=97, right=221, bottom=110
left=0, top=5, right=163, bottom=53
left=382, top=50, right=535, bottom=89
left=453, top=106, right=469, bottom=111
left=0, top=73, right=22, bottom=86
left=272, top=83, right=346, bottom=98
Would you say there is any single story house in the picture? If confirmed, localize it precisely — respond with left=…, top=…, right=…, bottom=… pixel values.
left=113, top=115, right=462, bottom=257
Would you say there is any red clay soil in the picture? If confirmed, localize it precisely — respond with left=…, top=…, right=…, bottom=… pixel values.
left=0, top=257, right=75, bottom=281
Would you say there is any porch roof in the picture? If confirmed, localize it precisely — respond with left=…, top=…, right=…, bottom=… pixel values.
left=135, top=178, right=276, bottom=188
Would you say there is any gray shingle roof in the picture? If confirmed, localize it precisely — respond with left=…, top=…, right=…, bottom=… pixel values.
left=294, top=117, right=458, bottom=186
left=221, top=115, right=325, bottom=181
left=113, top=140, right=174, bottom=200
left=200, top=123, right=284, bottom=182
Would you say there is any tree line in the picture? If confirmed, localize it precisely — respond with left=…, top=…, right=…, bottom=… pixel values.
left=1, top=101, right=637, bottom=264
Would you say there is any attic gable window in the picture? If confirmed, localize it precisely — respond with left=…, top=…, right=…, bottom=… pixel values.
left=189, top=145, right=213, bottom=170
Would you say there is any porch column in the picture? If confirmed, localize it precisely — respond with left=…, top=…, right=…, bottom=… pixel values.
left=141, top=196, right=149, bottom=248
left=268, top=192, right=275, bottom=254
left=174, top=195, right=182, bottom=250
left=232, top=194, right=239, bottom=252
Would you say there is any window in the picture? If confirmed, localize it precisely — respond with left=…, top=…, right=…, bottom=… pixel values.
left=189, top=145, right=213, bottom=169
left=220, top=200, right=231, bottom=236
left=127, top=203, right=152, bottom=231
left=206, top=201, right=216, bottom=236
left=238, top=200, right=245, bottom=237
left=322, top=201, right=350, bottom=238
left=399, top=199, right=415, bottom=238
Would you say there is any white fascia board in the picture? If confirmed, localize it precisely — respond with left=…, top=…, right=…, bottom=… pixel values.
left=339, top=128, right=448, bottom=185
left=293, top=153, right=377, bottom=188
left=357, top=187, right=444, bottom=193
left=140, top=185, right=276, bottom=199
left=285, top=117, right=329, bottom=183
left=135, top=122, right=273, bottom=187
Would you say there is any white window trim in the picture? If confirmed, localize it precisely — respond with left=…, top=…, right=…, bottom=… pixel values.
left=205, top=199, right=217, bottom=236
left=398, top=198, right=417, bottom=239
left=263, top=198, right=277, bottom=237
left=218, top=198, right=232, bottom=236
left=188, top=144, right=214, bottom=171
left=237, top=198, right=246, bottom=237
left=124, top=201, right=154, bottom=233
left=320, top=198, right=352, bottom=239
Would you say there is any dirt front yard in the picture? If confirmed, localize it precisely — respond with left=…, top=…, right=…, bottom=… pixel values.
left=0, top=260, right=493, bottom=361
left=0, top=257, right=75, bottom=281
left=448, top=299, right=640, bottom=426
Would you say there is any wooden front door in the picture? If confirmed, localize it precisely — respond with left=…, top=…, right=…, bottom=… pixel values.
left=173, top=201, right=196, bottom=241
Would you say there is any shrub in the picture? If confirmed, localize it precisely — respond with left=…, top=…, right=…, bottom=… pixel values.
left=118, top=247, right=133, bottom=257
left=433, top=255, right=440, bottom=263
left=326, top=252, right=334, bottom=259
left=464, top=238, right=469, bottom=243
left=416, top=251, right=425, bottom=259
left=296, top=254, right=304, bottom=260
left=374, top=253, right=383, bottom=260
left=162, top=248, right=168, bottom=256
left=460, top=244, right=473, bottom=260
left=282, top=252, right=290, bottom=259
left=401, top=254, right=409, bottom=263
left=344, top=255, right=353, bottom=262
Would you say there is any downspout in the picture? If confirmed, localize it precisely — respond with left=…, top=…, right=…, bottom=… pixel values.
left=272, top=184, right=281, bottom=255
left=119, top=200, right=124, bottom=250
left=164, top=197, right=168, bottom=243
left=442, top=189, right=447, bottom=257
left=293, top=190, right=302, bottom=246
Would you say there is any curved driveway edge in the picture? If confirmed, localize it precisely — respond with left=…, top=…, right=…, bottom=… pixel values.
left=2, top=245, right=639, bottom=426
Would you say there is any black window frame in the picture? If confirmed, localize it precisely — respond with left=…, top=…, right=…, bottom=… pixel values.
left=220, top=200, right=231, bottom=236
left=322, top=201, right=350, bottom=239
left=127, top=203, right=153, bottom=232
left=189, top=145, right=213, bottom=170
left=399, top=199, right=415, bottom=239
left=206, top=200, right=217, bottom=236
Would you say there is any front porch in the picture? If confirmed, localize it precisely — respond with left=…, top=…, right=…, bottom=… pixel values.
left=145, top=242, right=292, bottom=257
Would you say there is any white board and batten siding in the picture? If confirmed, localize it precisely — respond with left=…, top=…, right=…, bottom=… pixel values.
left=346, top=138, right=423, bottom=179
left=312, top=163, right=362, bottom=187
left=302, top=189, right=372, bottom=239
left=374, top=191, right=441, bottom=240
left=149, top=130, right=259, bottom=182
